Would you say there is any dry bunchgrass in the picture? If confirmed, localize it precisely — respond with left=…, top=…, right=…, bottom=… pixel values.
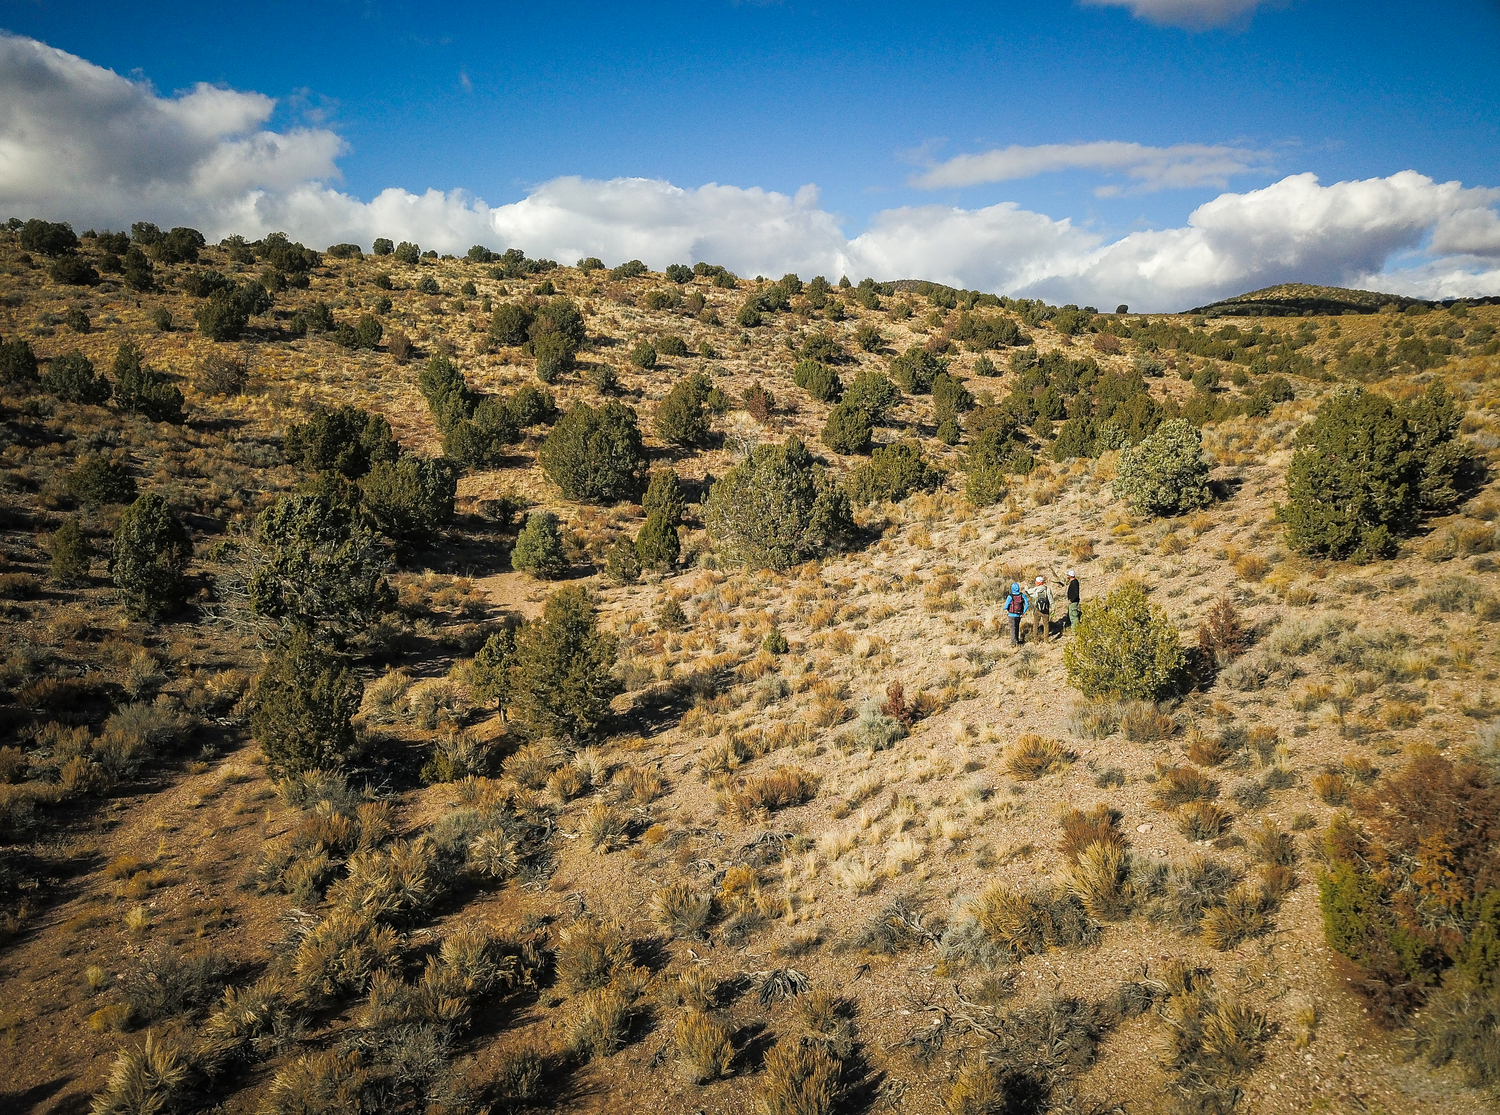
left=1068, top=699, right=1120, bottom=739
left=945, top=1056, right=1015, bottom=1115
left=1175, top=801, right=1232, bottom=841
left=1159, top=985, right=1269, bottom=1102
left=1058, top=805, right=1124, bottom=864
left=663, top=966, right=719, bottom=1012
left=91, top=1030, right=187, bottom=1114
left=757, top=1038, right=839, bottom=1115
left=1185, top=729, right=1233, bottom=767
left=1247, top=821, right=1297, bottom=866
left=1200, top=884, right=1275, bottom=951
left=556, top=921, right=632, bottom=993
left=568, top=986, right=633, bottom=1059
left=580, top=802, right=630, bottom=852
left=726, top=766, right=819, bottom=820
left=1312, top=771, right=1352, bottom=805
left=673, top=1010, right=733, bottom=1084
left=1067, top=842, right=1132, bottom=921
left=883, top=834, right=923, bottom=877
left=504, top=741, right=560, bottom=789
left=1152, top=765, right=1219, bottom=809
left=615, top=765, right=665, bottom=803
left=1234, top=553, right=1270, bottom=582
left=970, top=883, right=1049, bottom=957
left=649, top=882, right=713, bottom=938
left=1005, top=735, right=1072, bottom=781
left=1120, top=702, right=1176, bottom=743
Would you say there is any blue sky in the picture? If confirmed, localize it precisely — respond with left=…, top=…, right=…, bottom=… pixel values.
left=4, top=0, right=1500, bottom=308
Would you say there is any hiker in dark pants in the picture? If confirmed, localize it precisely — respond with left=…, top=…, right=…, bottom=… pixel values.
left=1066, top=570, right=1081, bottom=632
left=1005, top=582, right=1028, bottom=645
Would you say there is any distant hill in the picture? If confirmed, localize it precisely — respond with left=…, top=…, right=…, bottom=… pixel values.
left=1187, top=282, right=1500, bottom=317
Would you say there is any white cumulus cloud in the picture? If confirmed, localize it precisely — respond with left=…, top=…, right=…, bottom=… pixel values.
left=911, top=140, right=1270, bottom=194
left=1079, top=0, right=1275, bottom=31
left=0, top=32, right=344, bottom=232
left=2, top=34, right=1499, bottom=312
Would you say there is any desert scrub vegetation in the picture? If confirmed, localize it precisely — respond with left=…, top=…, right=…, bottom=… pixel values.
left=1112, top=418, right=1212, bottom=516
left=4, top=226, right=1498, bottom=1114
left=1063, top=582, right=1185, bottom=700
left=704, top=435, right=854, bottom=569
left=1319, top=748, right=1500, bottom=1085
left=1283, top=382, right=1476, bottom=561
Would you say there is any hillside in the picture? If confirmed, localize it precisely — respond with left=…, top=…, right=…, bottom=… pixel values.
left=1187, top=282, right=1500, bottom=318
left=2, top=224, right=1500, bottom=1115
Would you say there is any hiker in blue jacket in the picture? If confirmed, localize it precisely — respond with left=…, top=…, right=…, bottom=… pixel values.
left=1004, top=581, right=1028, bottom=646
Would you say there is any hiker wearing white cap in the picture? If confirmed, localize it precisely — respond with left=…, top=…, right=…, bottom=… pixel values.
left=1028, top=575, right=1053, bottom=641
left=1065, top=570, right=1081, bottom=632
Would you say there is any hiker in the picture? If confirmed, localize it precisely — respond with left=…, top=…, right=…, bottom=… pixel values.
left=1004, top=581, right=1028, bottom=645
left=1029, top=575, right=1053, bottom=641
left=1065, top=570, right=1081, bottom=632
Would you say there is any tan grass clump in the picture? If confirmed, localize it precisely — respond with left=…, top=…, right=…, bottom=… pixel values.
left=1200, top=883, right=1276, bottom=951
left=615, top=765, right=665, bottom=803
left=1152, top=765, right=1218, bottom=809
left=727, top=766, right=819, bottom=820
left=1067, top=699, right=1120, bottom=739
left=664, top=967, right=718, bottom=1012
left=568, top=986, right=633, bottom=1059
left=1174, top=801, right=1232, bottom=841
left=1185, top=729, right=1232, bottom=767
left=676, top=1010, right=734, bottom=1082
left=1246, top=821, right=1297, bottom=866
left=649, top=882, right=713, bottom=938
left=1005, top=735, right=1072, bottom=781
left=971, top=883, right=1048, bottom=957
left=1312, top=771, right=1352, bottom=805
left=556, top=921, right=632, bottom=993
left=945, top=1056, right=1013, bottom=1115
left=1234, top=553, right=1269, bottom=582
left=1067, top=842, right=1132, bottom=921
left=1058, top=805, right=1125, bottom=864
left=90, top=1030, right=187, bottom=1115
left=580, top=802, right=630, bottom=852
left=1121, top=702, right=1176, bottom=742
left=757, top=1038, right=839, bottom=1115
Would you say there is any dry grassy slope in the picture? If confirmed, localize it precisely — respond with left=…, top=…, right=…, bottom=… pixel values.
left=2, top=238, right=1500, bottom=1115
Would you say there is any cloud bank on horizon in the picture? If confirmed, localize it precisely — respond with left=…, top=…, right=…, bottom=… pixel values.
left=3, top=33, right=1499, bottom=313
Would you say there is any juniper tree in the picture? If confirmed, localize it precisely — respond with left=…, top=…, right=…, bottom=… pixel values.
left=1063, top=582, right=1185, bottom=701
left=847, top=442, right=940, bottom=505
left=112, top=340, right=185, bottom=423
left=284, top=405, right=400, bottom=479
left=69, top=454, right=138, bottom=505
left=470, top=628, right=515, bottom=711
left=655, top=372, right=714, bottom=446
left=247, top=494, right=394, bottom=639
left=508, top=586, right=620, bottom=742
left=635, top=511, right=680, bottom=570
left=539, top=402, right=645, bottom=503
left=0, top=336, right=38, bottom=382
left=1282, top=384, right=1473, bottom=561
left=1112, top=419, right=1212, bottom=517
left=511, top=511, right=568, bottom=579
left=48, top=517, right=91, bottom=583
left=642, top=468, right=686, bottom=526
left=111, top=493, right=193, bottom=620
left=704, top=436, right=854, bottom=569
left=250, top=628, right=364, bottom=776
left=359, top=453, right=458, bottom=541
left=41, top=351, right=112, bottom=405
